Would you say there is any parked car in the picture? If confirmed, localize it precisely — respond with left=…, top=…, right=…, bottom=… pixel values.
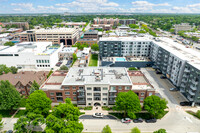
left=160, top=76, right=166, bottom=79
left=145, top=118, right=157, bottom=123
left=169, top=88, right=177, bottom=91
left=121, top=118, right=131, bottom=123
left=156, top=71, right=162, bottom=74
left=133, top=118, right=143, bottom=123
left=180, top=101, right=192, bottom=106
left=6, top=130, right=13, bottom=133
left=93, top=113, right=104, bottom=118
left=56, top=61, right=62, bottom=67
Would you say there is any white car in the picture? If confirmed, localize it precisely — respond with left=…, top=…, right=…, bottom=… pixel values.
left=93, top=113, right=104, bottom=118
left=121, top=118, right=131, bottom=123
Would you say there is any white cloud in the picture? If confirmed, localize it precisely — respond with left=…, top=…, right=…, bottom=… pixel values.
left=187, top=3, right=200, bottom=8
left=132, top=1, right=170, bottom=7
left=11, top=3, right=35, bottom=11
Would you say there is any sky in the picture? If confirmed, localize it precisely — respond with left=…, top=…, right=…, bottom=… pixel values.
left=1, top=0, right=200, bottom=14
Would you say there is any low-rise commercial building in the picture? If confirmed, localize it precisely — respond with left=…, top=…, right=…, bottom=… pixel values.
left=0, top=42, right=63, bottom=69
left=58, top=47, right=77, bottom=60
left=119, top=19, right=136, bottom=25
left=174, top=23, right=192, bottom=34
left=40, top=67, right=155, bottom=106
left=20, top=28, right=79, bottom=46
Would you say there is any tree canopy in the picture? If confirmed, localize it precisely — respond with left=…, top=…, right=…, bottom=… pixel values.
left=144, top=95, right=167, bottom=118
left=45, top=98, right=83, bottom=133
left=60, top=65, right=68, bottom=71
left=14, top=113, right=44, bottom=133
left=26, top=90, right=51, bottom=116
left=115, top=91, right=141, bottom=117
left=0, top=80, right=21, bottom=110
left=0, top=115, right=3, bottom=130
left=91, top=43, right=99, bottom=51
left=131, top=127, right=141, bottom=133
left=153, top=129, right=167, bottom=133
left=31, top=80, right=40, bottom=90
left=102, top=125, right=112, bottom=133
left=4, top=42, right=15, bottom=47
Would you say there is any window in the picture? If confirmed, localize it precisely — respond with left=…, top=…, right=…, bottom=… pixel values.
left=51, top=97, right=55, bottom=101
left=141, top=92, right=145, bottom=96
left=104, top=103, right=106, bottom=105
left=87, top=98, right=92, bottom=100
left=65, top=92, right=70, bottom=95
left=73, top=97, right=76, bottom=100
left=125, top=86, right=130, bottom=90
left=103, top=98, right=107, bottom=101
left=140, top=97, right=144, bottom=101
left=118, top=86, right=122, bottom=90
left=103, top=93, right=107, bottom=96
left=73, top=92, right=76, bottom=95
left=87, top=87, right=92, bottom=90
left=22, top=91, right=26, bottom=94
left=50, top=92, right=54, bottom=96
left=88, top=103, right=91, bottom=106
left=149, top=93, right=153, bottom=96
left=79, top=87, right=84, bottom=90
left=103, top=87, right=108, bottom=90
left=73, top=87, right=76, bottom=90
left=42, top=60, right=44, bottom=63
left=57, top=97, right=63, bottom=102
left=64, top=87, right=70, bottom=90
left=87, top=93, right=92, bottom=96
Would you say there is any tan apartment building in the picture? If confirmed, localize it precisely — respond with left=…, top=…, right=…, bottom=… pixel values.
left=20, top=28, right=79, bottom=46
left=40, top=67, right=155, bottom=106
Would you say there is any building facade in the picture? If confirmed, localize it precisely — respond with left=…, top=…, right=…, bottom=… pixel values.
left=41, top=67, right=155, bottom=106
left=119, top=19, right=136, bottom=25
left=99, top=36, right=200, bottom=104
left=174, top=23, right=192, bottom=34
left=20, top=28, right=79, bottom=46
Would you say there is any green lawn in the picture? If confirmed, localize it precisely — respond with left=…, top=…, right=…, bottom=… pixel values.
left=0, top=110, right=16, bottom=117
left=14, top=110, right=27, bottom=118
left=187, top=111, right=200, bottom=119
left=89, top=54, right=98, bottom=66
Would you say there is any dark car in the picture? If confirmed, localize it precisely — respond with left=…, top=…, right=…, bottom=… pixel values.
left=145, top=118, right=157, bottom=123
left=156, top=71, right=162, bottom=74
left=133, top=118, right=143, bottom=123
left=6, top=130, right=13, bottom=133
left=160, top=76, right=166, bottom=79
left=180, top=101, right=192, bottom=106
left=56, top=61, right=62, bottom=67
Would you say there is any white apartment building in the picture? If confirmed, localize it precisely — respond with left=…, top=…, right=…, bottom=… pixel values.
left=0, top=42, right=63, bottom=69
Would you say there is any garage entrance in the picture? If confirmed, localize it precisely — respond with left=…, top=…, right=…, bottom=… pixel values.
left=94, top=102, right=101, bottom=106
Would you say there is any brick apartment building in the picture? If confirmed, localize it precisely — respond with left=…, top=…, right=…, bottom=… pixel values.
left=0, top=71, right=48, bottom=96
left=40, top=67, right=155, bottom=106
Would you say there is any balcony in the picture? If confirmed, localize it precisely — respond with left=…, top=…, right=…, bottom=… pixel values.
left=77, top=101, right=86, bottom=104
left=182, top=74, right=188, bottom=78
left=108, top=101, right=115, bottom=105
left=182, top=78, right=187, bottom=83
left=188, top=90, right=195, bottom=96
left=190, top=85, right=197, bottom=91
left=109, top=95, right=117, bottom=98
left=94, top=87, right=101, bottom=92
left=184, top=69, right=190, bottom=73
left=180, top=83, right=185, bottom=88
left=187, top=96, right=194, bottom=102
left=77, top=89, right=85, bottom=92
left=192, top=79, right=198, bottom=85
left=78, top=95, right=85, bottom=98
left=109, top=89, right=117, bottom=92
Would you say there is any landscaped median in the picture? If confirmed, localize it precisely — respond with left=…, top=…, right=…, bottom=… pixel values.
left=89, top=54, right=98, bottom=66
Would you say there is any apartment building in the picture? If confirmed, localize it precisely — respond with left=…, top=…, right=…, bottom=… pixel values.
left=2, top=22, right=29, bottom=30
left=174, top=23, right=192, bottom=34
left=119, top=19, right=136, bottom=25
left=99, top=37, right=152, bottom=59
left=0, top=42, right=63, bottom=69
left=99, top=36, right=200, bottom=104
left=83, top=30, right=98, bottom=39
left=40, top=67, right=155, bottom=106
left=20, top=28, right=79, bottom=46
left=93, top=18, right=119, bottom=26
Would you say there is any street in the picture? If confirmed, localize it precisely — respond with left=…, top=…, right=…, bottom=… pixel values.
left=79, top=68, right=200, bottom=133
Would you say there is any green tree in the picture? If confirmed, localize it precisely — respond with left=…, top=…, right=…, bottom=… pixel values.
left=60, top=65, right=68, bottom=70
left=0, top=115, right=3, bottom=130
left=4, top=42, right=15, bottom=46
left=26, top=90, right=51, bottom=116
left=144, top=95, right=167, bottom=118
left=129, top=24, right=139, bottom=29
left=153, top=129, right=167, bottom=133
left=102, top=125, right=112, bottom=133
left=0, top=64, right=11, bottom=75
left=47, top=70, right=53, bottom=79
left=72, top=53, right=78, bottom=64
left=14, top=113, right=44, bottom=133
left=131, top=127, right=141, bottom=133
left=196, top=110, right=200, bottom=118
left=115, top=91, right=141, bottom=117
left=45, top=98, right=83, bottom=133
left=91, top=43, right=99, bottom=51
left=31, top=80, right=40, bottom=90
left=0, top=80, right=21, bottom=110
left=10, top=66, right=18, bottom=74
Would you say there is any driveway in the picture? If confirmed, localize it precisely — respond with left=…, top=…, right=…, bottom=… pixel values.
left=79, top=115, right=117, bottom=120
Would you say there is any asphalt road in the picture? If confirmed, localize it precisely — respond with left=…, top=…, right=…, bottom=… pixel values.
left=79, top=115, right=117, bottom=120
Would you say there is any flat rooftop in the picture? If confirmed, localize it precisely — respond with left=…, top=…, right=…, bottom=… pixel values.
left=62, top=67, right=132, bottom=86
left=99, top=36, right=151, bottom=42
left=154, top=37, right=200, bottom=69
left=84, top=30, right=98, bottom=34
left=35, top=28, right=77, bottom=34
